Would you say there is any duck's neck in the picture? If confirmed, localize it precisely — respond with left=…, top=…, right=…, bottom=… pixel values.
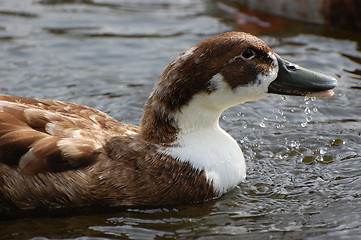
left=139, top=72, right=247, bottom=144
left=139, top=94, right=178, bottom=144
left=139, top=73, right=248, bottom=194
left=140, top=91, right=246, bottom=195
left=139, top=93, right=222, bottom=144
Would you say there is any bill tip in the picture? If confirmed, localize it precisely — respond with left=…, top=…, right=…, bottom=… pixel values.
left=306, top=90, right=334, bottom=97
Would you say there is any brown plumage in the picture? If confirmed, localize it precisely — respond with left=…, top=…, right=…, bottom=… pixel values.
left=0, top=95, right=214, bottom=211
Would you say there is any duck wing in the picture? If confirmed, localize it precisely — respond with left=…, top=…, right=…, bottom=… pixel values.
left=0, top=95, right=139, bottom=174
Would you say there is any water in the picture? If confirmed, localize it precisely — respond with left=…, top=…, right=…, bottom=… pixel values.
left=1, top=0, right=361, bottom=239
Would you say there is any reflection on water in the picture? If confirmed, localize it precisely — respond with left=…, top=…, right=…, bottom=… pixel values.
left=1, top=0, right=361, bottom=239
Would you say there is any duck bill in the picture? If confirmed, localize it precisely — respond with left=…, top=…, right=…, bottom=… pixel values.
left=268, top=55, right=337, bottom=97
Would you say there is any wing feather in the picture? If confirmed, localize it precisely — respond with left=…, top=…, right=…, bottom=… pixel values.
left=0, top=95, right=139, bottom=174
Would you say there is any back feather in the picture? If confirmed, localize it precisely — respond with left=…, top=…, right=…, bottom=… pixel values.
left=0, top=95, right=139, bottom=174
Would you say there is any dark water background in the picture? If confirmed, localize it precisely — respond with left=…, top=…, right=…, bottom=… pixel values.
left=0, top=0, right=361, bottom=239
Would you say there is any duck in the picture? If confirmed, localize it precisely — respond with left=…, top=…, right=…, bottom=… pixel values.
left=0, top=32, right=337, bottom=211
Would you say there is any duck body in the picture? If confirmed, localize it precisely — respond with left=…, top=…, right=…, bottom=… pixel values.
left=0, top=96, right=216, bottom=210
left=0, top=32, right=337, bottom=211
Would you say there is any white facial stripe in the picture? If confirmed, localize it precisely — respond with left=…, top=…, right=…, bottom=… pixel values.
left=203, top=73, right=250, bottom=111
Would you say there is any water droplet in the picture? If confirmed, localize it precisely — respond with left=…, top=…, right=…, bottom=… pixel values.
left=304, top=96, right=311, bottom=104
left=306, top=116, right=312, bottom=122
left=279, top=153, right=289, bottom=160
left=319, top=148, right=327, bottom=155
left=304, top=107, right=311, bottom=114
left=278, top=109, right=284, bottom=115
left=259, top=122, right=266, bottom=128
left=312, top=107, right=318, bottom=112
left=301, top=122, right=307, bottom=127
left=282, top=95, right=288, bottom=101
left=222, top=115, right=227, bottom=120
left=289, top=140, right=299, bottom=148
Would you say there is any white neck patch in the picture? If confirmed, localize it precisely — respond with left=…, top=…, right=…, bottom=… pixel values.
left=164, top=125, right=246, bottom=196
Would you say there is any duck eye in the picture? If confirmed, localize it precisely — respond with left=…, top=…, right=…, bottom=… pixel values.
left=241, top=49, right=255, bottom=59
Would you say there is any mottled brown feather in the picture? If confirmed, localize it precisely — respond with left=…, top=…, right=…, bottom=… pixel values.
left=19, top=137, right=63, bottom=174
left=0, top=95, right=137, bottom=174
left=0, top=94, right=215, bottom=210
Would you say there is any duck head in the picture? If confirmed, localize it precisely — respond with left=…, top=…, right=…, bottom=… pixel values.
left=140, top=32, right=337, bottom=143
left=148, top=32, right=337, bottom=110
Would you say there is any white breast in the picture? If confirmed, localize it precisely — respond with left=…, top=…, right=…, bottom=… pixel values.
left=163, top=126, right=246, bottom=196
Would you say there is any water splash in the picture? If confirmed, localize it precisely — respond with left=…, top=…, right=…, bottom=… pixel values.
left=301, top=122, right=308, bottom=127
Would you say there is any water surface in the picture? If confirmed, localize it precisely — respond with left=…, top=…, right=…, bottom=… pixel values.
left=0, top=0, right=361, bottom=239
